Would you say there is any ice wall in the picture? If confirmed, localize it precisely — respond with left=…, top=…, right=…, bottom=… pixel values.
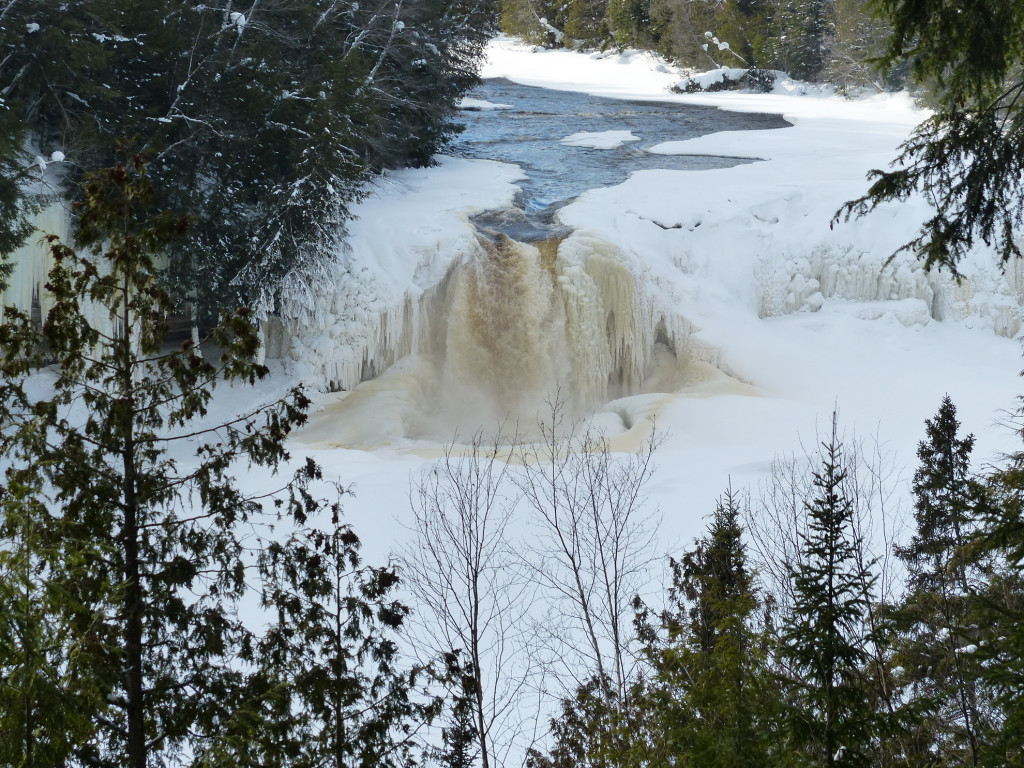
left=758, top=243, right=1024, bottom=336
left=0, top=202, right=141, bottom=340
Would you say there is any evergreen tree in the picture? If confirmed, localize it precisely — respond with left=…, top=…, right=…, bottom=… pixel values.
left=0, top=460, right=114, bottom=767
left=608, top=0, right=657, bottom=48
left=891, top=397, right=990, bottom=765
left=780, top=421, right=879, bottom=768
left=715, top=0, right=774, bottom=70
left=975, top=409, right=1024, bottom=766
left=243, top=519, right=440, bottom=767
left=533, top=488, right=781, bottom=768
left=435, top=653, right=482, bottom=768
left=525, top=675, right=623, bottom=768
left=0, top=0, right=496, bottom=319
left=629, top=487, right=779, bottom=768
left=0, top=157, right=314, bottom=766
left=837, top=0, right=1024, bottom=272
left=778, top=0, right=834, bottom=81
left=0, top=105, right=37, bottom=272
left=824, top=0, right=893, bottom=92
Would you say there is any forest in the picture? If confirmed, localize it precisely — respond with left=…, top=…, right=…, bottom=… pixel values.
left=497, top=0, right=897, bottom=89
left=3, top=0, right=1024, bottom=766
left=0, top=0, right=495, bottom=320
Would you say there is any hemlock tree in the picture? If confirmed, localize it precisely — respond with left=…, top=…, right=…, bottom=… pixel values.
left=247, top=518, right=441, bottom=768
left=0, top=158, right=316, bottom=767
left=837, top=0, right=1024, bottom=272
left=892, top=397, right=991, bottom=766
left=780, top=420, right=880, bottom=768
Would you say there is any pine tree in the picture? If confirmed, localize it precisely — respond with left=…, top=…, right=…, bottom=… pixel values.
left=892, top=397, right=990, bottom=765
left=780, top=420, right=879, bottom=768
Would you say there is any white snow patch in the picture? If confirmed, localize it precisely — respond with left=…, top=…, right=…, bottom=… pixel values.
left=675, top=67, right=748, bottom=92
left=560, top=130, right=640, bottom=149
left=459, top=97, right=513, bottom=111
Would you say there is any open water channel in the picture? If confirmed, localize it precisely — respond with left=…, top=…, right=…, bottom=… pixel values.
left=452, top=78, right=790, bottom=238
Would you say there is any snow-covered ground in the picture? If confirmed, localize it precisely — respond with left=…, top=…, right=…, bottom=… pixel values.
left=279, top=37, right=1024, bottom=563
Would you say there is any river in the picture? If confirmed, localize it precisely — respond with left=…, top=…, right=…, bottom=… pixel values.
left=452, top=78, right=789, bottom=238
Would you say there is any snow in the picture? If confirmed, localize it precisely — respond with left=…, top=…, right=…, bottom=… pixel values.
left=12, top=37, right=1023, bottom=579
left=676, top=66, right=751, bottom=91
left=270, top=37, right=1024, bottom=570
left=560, top=130, right=640, bottom=149
left=459, top=97, right=513, bottom=111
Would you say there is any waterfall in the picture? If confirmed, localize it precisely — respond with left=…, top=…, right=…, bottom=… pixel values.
left=441, top=234, right=570, bottom=424
left=288, top=226, right=719, bottom=444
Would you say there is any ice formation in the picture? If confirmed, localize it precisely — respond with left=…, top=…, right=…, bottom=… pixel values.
left=757, top=244, right=1024, bottom=336
left=1, top=203, right=69, bottom=323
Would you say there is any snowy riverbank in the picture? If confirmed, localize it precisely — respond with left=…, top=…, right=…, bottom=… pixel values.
left=279, top=37, right=1024, bottom=562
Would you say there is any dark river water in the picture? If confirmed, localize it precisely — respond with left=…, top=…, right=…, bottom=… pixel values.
left=450, top=77, right=790, bottom=227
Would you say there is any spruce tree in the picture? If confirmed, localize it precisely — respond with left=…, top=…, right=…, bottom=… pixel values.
left=604, top=488, right=779, bottom=768
left=892, top=397, right=990, bottom=766
left=673, top=488, right=778, bottom=767
left=780, top=421, right=879, bottom=768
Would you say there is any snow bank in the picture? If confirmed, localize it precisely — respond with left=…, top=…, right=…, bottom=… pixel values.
left=560, top=130, right=640, bottom=149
